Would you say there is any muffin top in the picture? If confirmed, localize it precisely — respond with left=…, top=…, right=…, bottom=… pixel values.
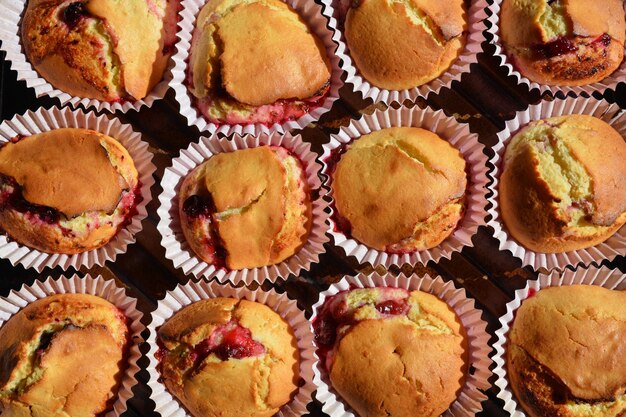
left=188, top=0, right=331, bottom=125
left=22, top=0, right=179, bottom=102
left=0, top=294, right=129, bottom=417
left=343, top=0, right=466, bottom=90
left=179, top=146, right=311, bottom=269
left=331, top=127, right=466, bottom=251
left=157, top=297, right=299, bottom=417
left=499, top=114, right=626, bottom=252
left=508, top=285, right=626, bottom=417
left=499, top=0, right=625, bottom=86
left=314, top=287, right=467, bottom=417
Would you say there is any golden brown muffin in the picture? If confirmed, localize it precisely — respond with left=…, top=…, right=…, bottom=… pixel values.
left=156, top=298, right=299, bottom=417
left=330, top=127, right=467, bottom=252
left=0, top=128, right=140, bottom=254
left=188, top=0, right=332, bottom=125
left=21, top=0, right=179, bottom=102
left=313, top=287, right=467, bottom=417
left=507, top=285, right=626, bottom=417
left=499, top=114, right=626, bottom=253
left=500, top=0, right=625, bottom=86
left=342, top=0, right=467, bottom=90
left=0, top=293, right=129, bottom=417
left=179, top=145, right=311, bottom=270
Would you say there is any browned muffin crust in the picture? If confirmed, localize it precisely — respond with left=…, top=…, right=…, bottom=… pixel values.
left=0, top=128, right=139, bottom=254
left=507, top=286, right=626, bottom=417
left=0, top=294, right=129, bottom=417
left=21, top=0, right=179, bottom=101
left=500, top=0, right=625, bottom=86
left=344, top=0, right=467, bottom=90
left=157, top=298, right=299, bottom=417
left=499, top=114, right=626, bottom=253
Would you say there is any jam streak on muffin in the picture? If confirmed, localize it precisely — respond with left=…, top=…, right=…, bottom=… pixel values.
left=182, top=193, right=228, bottom=269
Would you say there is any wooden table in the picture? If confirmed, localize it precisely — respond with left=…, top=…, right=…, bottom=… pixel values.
left=1, top=6, right=626, bottom=415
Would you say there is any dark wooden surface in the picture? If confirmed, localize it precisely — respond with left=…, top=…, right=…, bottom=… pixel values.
left=1, top=5, right=626, bottom=416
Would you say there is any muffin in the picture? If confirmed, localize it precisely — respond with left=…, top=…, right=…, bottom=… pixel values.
left=0, top=128, right=141, bottom=254
left=508, top=285, right=626, bottom=417
left=156, top=298, right=299, bottom=417
left=339, top=0, right=467, bottom=90
left=499, top=114, right=626, bottom=253
left=179, top=145, right=311, bottom=270
left=500, top=0, right=625, bottom=86
left=21, top=0, right=179, bottom=102
left=329, top=127, right=467, bottom=253
left=0, top=293, right=129, bottom=416
left=313, top=287, right=467, bottom=417
left=187, top=0, right=332, bottom=126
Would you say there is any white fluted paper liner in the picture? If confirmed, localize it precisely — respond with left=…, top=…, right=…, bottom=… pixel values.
left=486, top=96, right=626, bottom=271
left=145, top=280, right=315, bottom=417
left=0, top=2, right=173, bottom=113
left=0, top=274, right=144, bottom=417
left=321, top=106, right=488, bottom=268
left=312, top=272, right=492, bottom=417
left=322, top=0, right=487, bottom=104
left=486, top=0, right=626, bottom=96
left=157, top=131, right=330, bottom=285
left=170, top=0, right=346, bottom=136
left=0, top=106, right=156, bottom=271
left=493, top=265, right=626, bottom=417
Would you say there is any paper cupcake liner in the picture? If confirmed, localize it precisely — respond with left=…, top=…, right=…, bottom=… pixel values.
left=321, top=106, right=488, bottom=268
left=0, top=1, right=174, bottom=113
left=0, top=274, right=144, bottom=417
left=170, top=0, right=346, bottom=136
left=485, top=0, right=626, bottom=96
left=0, top=106, right=156, bottom=271
left=157, top=131, right=330, bottom=285
left=486, top=96, right=626, bottom=271
left=493, top=265, right=626, bottom=417
left=322, top=0, right=487, bottom=104
left=312, top=272, right=492, bottom=417
left=145, top=279, right=315, bottom=417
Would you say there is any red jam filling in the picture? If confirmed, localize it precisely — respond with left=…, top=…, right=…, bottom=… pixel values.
left=61, top=2, right=89, bottom=29
left=375, top=299, right=409, bottom=315
left=527, top=288, right=537, bottom=298
left=0, top=175, right=62, bottom=225
left=535, top=36, right=577, bottom=58
left=182, top=193, right=228, bottom=269
left=592, top=33, right=612, bottom=47
left=192, top=322, right=265, bottom=364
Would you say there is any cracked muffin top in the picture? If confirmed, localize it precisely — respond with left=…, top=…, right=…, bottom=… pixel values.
left=21, top=0, right=179, bottom=102
left=0, top=293, right=129, bottom=417
left=499, top=114, right=626, bottom=253
left=340, top=0, right=467, bottom=90
left=500, top=0, right=625, bottom=86
left=313, top=287, right=467, bottom=417
left=188, top=0, right=332, bottom=126
left=508, top=285, right=626, bottom=417
left=156, top=297, right=299, bottom=417
left=179, top=145, right=311, bottom=270
left=329, top=127, right=467, bottom=253
left=0, top=128, right=141, bottom=254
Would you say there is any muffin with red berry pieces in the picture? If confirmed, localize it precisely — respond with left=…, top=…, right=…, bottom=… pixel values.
left=187, top=0, right=332, bottom=126
left=500, top=0, right=626, bottom=86
left=0, top=294, right=130, bottom=416
left=179, top=145, right=311, bottom=270
left=0, top=128, right=141, bottom=254
left=21, top=0, right=179, bottom=102
left=314, top=287, right=468, bottom=417
left=156, top=297, right=299, bottom=417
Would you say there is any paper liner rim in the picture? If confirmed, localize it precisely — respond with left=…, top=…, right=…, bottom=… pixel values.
left=0, top=106, right=156, bottom=272
left=311, top=272, right=493, bottom=417
left=0, top=274, right=145, bottom=417
left=492, top=265, right=626, bottom=417
left=320, top=106, right=488, bottom=268
left=485, top=96, right=626, bottom=272
left=144, top=280, right=315, bottom=417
